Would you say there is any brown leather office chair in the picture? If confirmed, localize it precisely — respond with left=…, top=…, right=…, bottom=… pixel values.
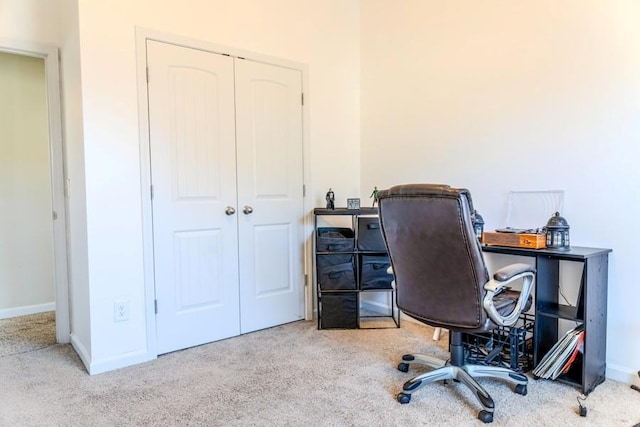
left=377, top=184, right=535, bottom=423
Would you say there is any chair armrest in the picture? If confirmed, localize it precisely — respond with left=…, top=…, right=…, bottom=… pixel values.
left=492, top=263, right=535, bottom=281
left=483, top=263, right=535, bottom=327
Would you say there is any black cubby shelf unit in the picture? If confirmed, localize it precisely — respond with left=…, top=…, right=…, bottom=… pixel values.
left=481, top=245, right=612, bottom=395
left=313, top=208, right=400, bottom=329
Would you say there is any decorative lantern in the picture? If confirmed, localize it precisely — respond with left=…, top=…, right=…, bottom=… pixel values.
left=473, top=210, right=485, bottom=242
left=545, top=212, right=570, bottom=250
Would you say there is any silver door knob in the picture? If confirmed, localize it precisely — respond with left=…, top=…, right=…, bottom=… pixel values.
left=243, top=206, right=254, bottom=215
left=225, top=206, right=236, bottom=215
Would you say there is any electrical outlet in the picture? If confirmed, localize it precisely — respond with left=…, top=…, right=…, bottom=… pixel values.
left=114, top=300, right=129, bottom=322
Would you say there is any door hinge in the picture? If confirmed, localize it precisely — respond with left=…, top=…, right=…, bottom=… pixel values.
left=146, top=66, right=150, bottom=83
left=303, top=184, right=306, bottom=197
left=154, top=299, right=158, bottom=314
left=65, top=178, right=70, bottom=198
left=52, top=211, right=58, bottom=220
left=301, top=93, right=304, bottom=106
left=150, top=185, right=154, bottom=200
left=304, top=274, right=308, bottom=287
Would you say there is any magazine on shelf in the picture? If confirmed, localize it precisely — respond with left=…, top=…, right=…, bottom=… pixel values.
left=533, top=324, right=585, bottom=379
left=555, top=331, right=585, bottom=379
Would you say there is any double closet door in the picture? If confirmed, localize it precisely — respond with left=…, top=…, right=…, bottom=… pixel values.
left=146, top=40, right=304, bottom=355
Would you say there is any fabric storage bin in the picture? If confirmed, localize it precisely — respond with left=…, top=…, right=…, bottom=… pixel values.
left=316, top=227, right=355, bottom=252
left=317, top=253, right=354, bottom=269
left=360, top=255, right=393, bottom=290
left=357, top=217, right=386, bottom=251
left=319, top=292, right=358, bottom=329
left=318, top=262, right=356, bottom=291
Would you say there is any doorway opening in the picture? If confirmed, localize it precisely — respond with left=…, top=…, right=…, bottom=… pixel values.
left=0, top=41, right=69, bottom=350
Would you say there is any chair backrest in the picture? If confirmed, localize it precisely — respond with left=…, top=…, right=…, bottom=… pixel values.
left=378, top=184, right=491, bottom=331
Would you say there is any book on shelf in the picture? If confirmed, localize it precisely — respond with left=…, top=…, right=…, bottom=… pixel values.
left=533, top=324, right=584, bottom=380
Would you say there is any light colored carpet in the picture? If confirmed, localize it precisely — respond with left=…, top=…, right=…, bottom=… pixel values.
left=0, top=311, right=56, bottom=357
left=1, top=320, right=639, bottom=426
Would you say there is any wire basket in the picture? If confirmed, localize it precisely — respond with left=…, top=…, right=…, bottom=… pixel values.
left=461, top=313, right=534, bottom=373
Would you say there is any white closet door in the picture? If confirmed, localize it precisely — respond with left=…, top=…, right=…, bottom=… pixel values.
left=147, top=40, right=240, bottom=354
left=234, top=59, right=305, bottom=333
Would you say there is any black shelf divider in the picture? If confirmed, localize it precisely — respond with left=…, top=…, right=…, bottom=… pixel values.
left=536, top=303, right=581, bottom=321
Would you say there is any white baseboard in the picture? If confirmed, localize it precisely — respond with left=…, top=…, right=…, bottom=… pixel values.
left=0, top=302, right=55, bottom=320
left=360, top=299, right=391, bottom=314
left=70, top=333, right=91, bottom=374
left=88, top=349, right=156, bottom=375
left=360, top=299, right=421, bottom=323
left=606, top=362, right=640, bottom=385
left=69, top=332, right=157, bottom=375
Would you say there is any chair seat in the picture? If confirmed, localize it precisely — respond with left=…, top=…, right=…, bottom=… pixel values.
left=493, top=290, right=532, bottom=316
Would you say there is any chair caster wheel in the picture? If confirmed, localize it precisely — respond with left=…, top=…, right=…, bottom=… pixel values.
left=397, top=363, right=409, bottom=373
left=515, top=384, right=527, bottom=396
left=478, top=410, right=493, bottom=423
left=397, top=392, right=411, bottom=404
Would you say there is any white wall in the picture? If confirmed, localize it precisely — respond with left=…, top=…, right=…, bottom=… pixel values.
left=0, top=0, right=91, bottom=356
left=58, top=0, right=92, bottom=363
left=2, top=0, right=361, bottom=374
left=9, top=0, right=636, bottom=384
left=361, top=0, right=640, bottom=383
left=0, top=1, right=60, bottom=43
left=0, top=52, right=54, bottom=316
left=72, top=0, right=361, bottom=373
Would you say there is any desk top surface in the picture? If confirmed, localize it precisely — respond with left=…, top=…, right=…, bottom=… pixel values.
left=314, top=207, right=378, bottom=216
left=481, top=244, right=611, bottom=260
left=313, top=207, right=612, bottom=259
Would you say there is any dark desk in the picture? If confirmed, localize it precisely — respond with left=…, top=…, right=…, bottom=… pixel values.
left=482, top=245, right=612, bottom=394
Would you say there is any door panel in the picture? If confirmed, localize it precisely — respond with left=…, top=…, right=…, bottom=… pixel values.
left=234, top=59, right=304, bottom=333
left=253, top=224, right=292, bottom=295
left=147, top=40, right=240, bottom=354
left=173, top=230, right=223, bottom=308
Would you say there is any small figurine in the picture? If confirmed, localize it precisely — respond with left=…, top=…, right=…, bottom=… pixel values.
left=326, top=188, right=335, bottom=210
left=370, top=186, right=379, bottom=207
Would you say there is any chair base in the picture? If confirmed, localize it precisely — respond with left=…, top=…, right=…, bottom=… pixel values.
left=396, top=353, right=528, bottom=424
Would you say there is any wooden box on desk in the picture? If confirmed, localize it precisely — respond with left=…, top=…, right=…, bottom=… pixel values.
left=482, top=231, right=546, bottom=249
